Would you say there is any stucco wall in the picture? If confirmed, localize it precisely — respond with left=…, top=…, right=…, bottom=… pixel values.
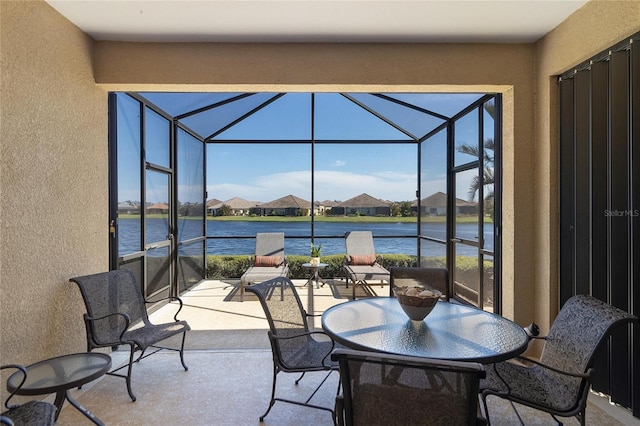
left=0, top=1, right=108, bottom=369
left=533, top=1, right=640, bottom=333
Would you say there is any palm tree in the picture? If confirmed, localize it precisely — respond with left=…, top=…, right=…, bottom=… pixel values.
left=457, top=101, right=495, bottom=204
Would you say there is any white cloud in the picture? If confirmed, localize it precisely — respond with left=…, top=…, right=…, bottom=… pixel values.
left=209, top=169, right=418, bottom=202
left=334, top=160, right=346, bottom=167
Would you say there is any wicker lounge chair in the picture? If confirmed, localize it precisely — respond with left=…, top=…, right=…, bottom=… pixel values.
left=343, top=231, right=390, bottom=300
left=70, top=269, right=190, bottom=402
left=480, top=294, right=637, bottom=425
left=332, top=348, right=486, bottom=426
left=1, top=365, right=57, bottom=426
left=240, top=232, right=289, bottom=301
left=246, top=277, right=338, bottom=423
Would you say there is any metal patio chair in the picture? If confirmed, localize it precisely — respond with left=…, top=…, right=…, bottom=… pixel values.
left=1, top=365, right=57, bottom=426
left=239, top=232, right=290, bottom=301
left=70, top=269, right=190, bottom=402
left=246, top=277, right=339, bottom=423
left=389, top=266, right=449, bottom=299
left=332, top=348, right=486, bottom=426
left=480, top=294, right=637, bottom=425
left=343, top=231, right=390, bottom=300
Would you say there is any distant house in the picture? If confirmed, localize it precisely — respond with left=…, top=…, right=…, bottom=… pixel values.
left=258, top=195, right=311, bottom=216
left=419, top=192, right=478, bottom=216
left=118, top=201, right=140, bottom=215
left=315, top=200, right=339, bottom=216
left=147, top=202, right=169, bottom=214
left=205, top=198, right=223, bottom=216
left=209, top=197, right=260, bottom=216
left=334, top=193, right=391, bottom=216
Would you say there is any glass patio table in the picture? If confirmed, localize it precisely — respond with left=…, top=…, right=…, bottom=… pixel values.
left=321, top=297, right=528, bottom=363
left=6, top=352, right=111, bottom=425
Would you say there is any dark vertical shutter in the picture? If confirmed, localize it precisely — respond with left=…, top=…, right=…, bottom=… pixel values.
left=559, top=78, right=575, bottom=305
left=631, top=39, right=640, bottom=419
left=558, top=32, right=638, bottom=416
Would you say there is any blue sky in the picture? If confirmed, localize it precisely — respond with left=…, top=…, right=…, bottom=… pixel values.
left=117, top=92, right=490, bottom=204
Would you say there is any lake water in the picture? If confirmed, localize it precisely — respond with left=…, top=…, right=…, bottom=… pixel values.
left=119, top=218, right=493, bottom=257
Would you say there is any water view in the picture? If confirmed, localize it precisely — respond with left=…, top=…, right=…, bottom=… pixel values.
left=119, top=219, right=493, bottom=257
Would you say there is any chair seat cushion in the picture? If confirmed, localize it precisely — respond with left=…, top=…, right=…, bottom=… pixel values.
left=2, top=401, right=56, bottom=426
left=123, top=320, right=190, bottom=350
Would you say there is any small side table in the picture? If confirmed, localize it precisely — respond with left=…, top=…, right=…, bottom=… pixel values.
left=302, top=262, right=328, bottom=289
left=301, top=262, right=328, bottom=329
left=6, top=352, right=111, bottom=425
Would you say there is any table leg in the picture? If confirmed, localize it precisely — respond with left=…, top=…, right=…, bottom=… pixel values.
left=65, top=390, right=105, bottom=426
left=53, top=391, right=65, bottom=420
left=308, top=271, right=315, bottom=329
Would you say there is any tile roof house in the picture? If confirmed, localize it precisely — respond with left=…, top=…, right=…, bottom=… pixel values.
left=208, top=197, right=260, bottom=216
left=258, top=194, right=312, bottom=216
left=333, top=193, right=391, bottom=216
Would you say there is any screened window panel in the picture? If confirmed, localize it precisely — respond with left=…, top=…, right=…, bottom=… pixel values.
left=145, top=107, right=170, bottom=168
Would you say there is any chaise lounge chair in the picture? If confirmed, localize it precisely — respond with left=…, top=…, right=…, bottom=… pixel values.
left=343, top=230, right=390, bottom=300
left=239, top=232, right=289, bottom=301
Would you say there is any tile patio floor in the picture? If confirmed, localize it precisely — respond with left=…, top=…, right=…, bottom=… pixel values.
left=52, top=278, right=638, bottom=425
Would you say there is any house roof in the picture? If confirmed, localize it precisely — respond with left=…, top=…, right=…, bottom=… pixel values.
left=206, top=198, right=223, bottom=208
left=337, top=193, right=390, bottom=208
left=212, top=197, right=260, bottom=210
left=259, top=194, right=311, bottom=209
left=421, top=191, right=477, bottom=207
left=147, top=202, right=169, bottom=210
left=316, top=200, right=339, bottom=207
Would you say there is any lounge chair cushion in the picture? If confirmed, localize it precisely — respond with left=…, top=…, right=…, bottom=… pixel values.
left=349, top=254, right=377, bottom=265
left=254, top=255, right=284, bottom=267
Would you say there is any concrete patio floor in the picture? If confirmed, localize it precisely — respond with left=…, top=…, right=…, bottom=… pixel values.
left=53, top=278, right=638, bottom=425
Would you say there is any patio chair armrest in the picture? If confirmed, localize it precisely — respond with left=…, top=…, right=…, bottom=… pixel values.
left=85, top=312, right=131, bottom=344
left=514, top=356, right=594, bottom=379
left=1, top=364, right=28, bottom=408
left=144, top=296, right=186, bottom=321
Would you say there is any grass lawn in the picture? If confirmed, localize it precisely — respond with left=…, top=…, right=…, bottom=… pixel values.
left=119, top=214, right=489, bottom=224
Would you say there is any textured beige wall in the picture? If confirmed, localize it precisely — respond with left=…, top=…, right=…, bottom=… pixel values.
left=532, top=1, right=640, bottom=333
left=0, top=1, right=108, bottom=368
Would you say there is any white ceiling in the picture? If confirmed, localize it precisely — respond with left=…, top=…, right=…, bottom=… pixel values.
left=46, top=0, right=589, bottom=43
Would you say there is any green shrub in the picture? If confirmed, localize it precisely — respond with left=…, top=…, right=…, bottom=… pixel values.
left=206, top=254, right=426, bottom=279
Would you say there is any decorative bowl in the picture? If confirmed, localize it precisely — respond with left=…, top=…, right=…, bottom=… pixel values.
left=393, top=286, right=442, bottom=321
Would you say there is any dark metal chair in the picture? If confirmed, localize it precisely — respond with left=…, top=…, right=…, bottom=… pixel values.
left=239, top=232, right=290, bottom=301
left=1, top=365, right=56, bottom=426
left=332, top=348, right=487, bottom=426
left=389, top=266, right=449, bottom=299
left=246, top=277, right=339, bottom=423
left=481, top=294, right=638, bottom=425
left=70, top=269, right=190, bottom=402
left=343, top=231, right=390, bottom=300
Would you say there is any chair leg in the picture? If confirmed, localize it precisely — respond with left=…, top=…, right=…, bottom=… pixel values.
left=124, top=343, right=137, bottom=402
left=260, top=364, right=279, bottom=421
left=179, top=331, right=189, bottom=371
left=295, top=372, right=306, bottom=385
